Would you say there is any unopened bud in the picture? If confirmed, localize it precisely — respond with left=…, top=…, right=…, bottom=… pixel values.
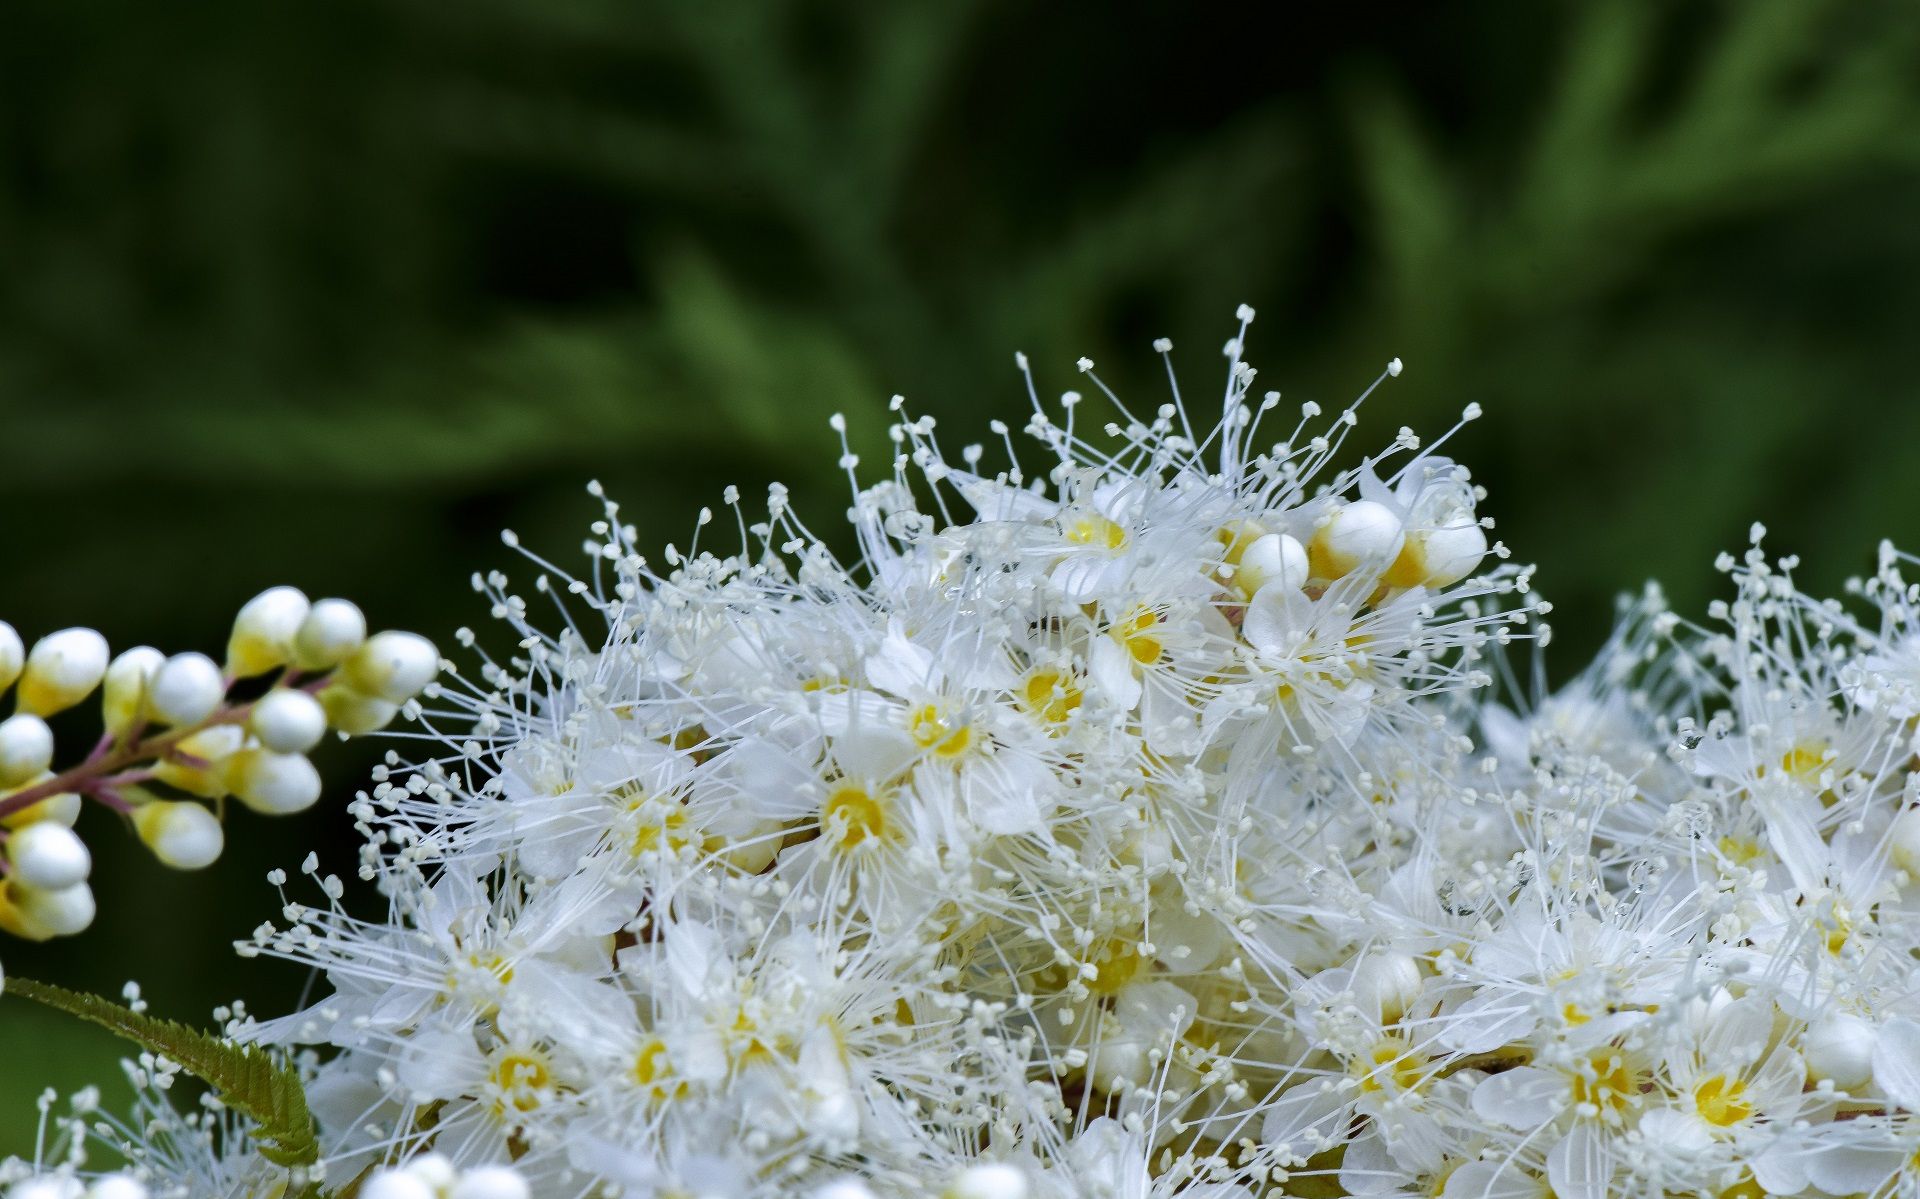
left=87, top=1176, right=149, bottom=1199
left=251, top=689, right=327, bottom=754
left=132, top=800, right=224, bottom=870
left=7, top=822, right=90, bottom=890
left=949, top=1165, right=1029, bottom=1199
left=339, top=631, right=439, bottom=704
left=293, top=598, right=368, bottom=672
left=1237, top=533, right=1309, bottom=598
left=0, top=715, right=54, bottom=788
left=0, top=621, right=22, bottom=695
left=225, top=749, right=322, bottom=815
left=148, top=652, right=226, bottom=727
left=0, top=878, right=95, bottom=939
left=1308, top=500, right=1405, bottom=581
left=102, top=646, right=165, bottom=733
left=227, top=587, right=311, bottom=678
left=449, top=1169, right=531, bottom=1199
left=320, top=684, right=401, bottom=735
left=17, top=628, right=110, bottom=716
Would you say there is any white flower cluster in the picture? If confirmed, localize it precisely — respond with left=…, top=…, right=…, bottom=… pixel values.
left=0, top=589, right=437, bottom=972
left=21, top=311, right=1920, bottom=1199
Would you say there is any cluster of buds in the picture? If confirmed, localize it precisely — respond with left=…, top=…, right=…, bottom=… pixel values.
left=0, top=588, right=438, bottom=950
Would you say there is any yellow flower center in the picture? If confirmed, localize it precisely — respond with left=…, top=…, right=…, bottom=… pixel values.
left=488, top=1048, right=553, bottom=1114
left=1019, top=667, right=1083, bottom=725
left=908, top=703, right=974, bottom=758
left=823, top=782, right=889, bottom=848
left=1569, top=1046, right=1640, bottom=1120
left=1083, top=937, right=1147, bottom=995
left=632, top=1037, right=685, bottom=1101
left=1113, top=607, right=1165, bottom=666
left=1064, top=512, right=1129, bottom=551
left=1355, top=1035, right=1428, bottom=1094
left=1694, top=1074, right=1753, bottom=1128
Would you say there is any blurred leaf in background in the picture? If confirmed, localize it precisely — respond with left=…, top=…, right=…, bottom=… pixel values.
left=3, top=0, right=1918, bottom=1152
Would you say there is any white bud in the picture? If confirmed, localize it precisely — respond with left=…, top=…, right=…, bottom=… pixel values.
left=6, top=1179, right=83, bottom=1199
left=1351, top=951, right=1425, bottom=1021
left=1237, top=533, right=1310, bottom=597
left=449, top=1168, right=532, bottom=1199
left=132, top=801, right=224, bottom=870
left=950, top=1165, right=1028, bottom=1199
left=1890, top=809, right=1920, bottom=874
left=404, top=1157, right=457, bottom=1190
left=358, top=1174, right=435, bottom=1199
left=340, top=632, right=439, bottom=704
left=86, top=1175, right=148, bottom=1199
left=293, top=598, right=367, bottom=671
left=0, top=621, right=22, bottom=694
left=0, top=715, right=55, bottom=788
left=228, top=587, right=311, bottom=677
left=2, top=879, right=95, bottom=939
left=1417, top=520, right=1489, bottom=589
left=1805, top=1012, right=1876, bottom=1089
left=1309, top=500, right=1405, bottom=580
left=17, top=628, right=110, bottom=716
left=102, top=647, right=165, bottom=733
left=320, top=686, right=400, bottom=736
left=7, top=823, right=90, bottom=890
left=148, top=653, right=225, bottom=727
left=812, top=1183, right=880, bottom=1199
left=225, top=749, right=322, bottom=815
left=251, top=689, right=327, bottom=754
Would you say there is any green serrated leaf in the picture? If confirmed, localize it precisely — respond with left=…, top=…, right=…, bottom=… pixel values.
left=4, top=977, right=321, bottom=1179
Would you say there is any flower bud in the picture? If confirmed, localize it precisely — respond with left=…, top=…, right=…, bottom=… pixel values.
left=225, top=749, right=322, bottom=815
left=359, top=1174, right=435, bottom=1199
left=0, top=782, right=80, bottom=831
left=0, top=715, right=54, bottom=788
left=0, top=621, right=22, bottom=695
left=1308, top=500, right=1405, bottom=581
left=0, top=878, right=95, bottom=940
left=151, top=725, right=247, bottom=799
left=6, top=822, right=90, bottom=890
left=251, top=688, right=328, bottom=754
left=339, top=631, right=440, bottom=704
left=293, top=597, right=368, bottom=672
left=813, top=1184, right=880, bottom=1199
left=87, top=1176, right=149, bottom=1199
left=147, top=652, right=225, bottom=727
left=1417, top=521, right=1489, bottom=588
left=320, top=684, right=401, bottom=735
left=227, top=587, right=311, bottom=678
left=449, top=1168, right=530, bottom=1199
left=1235, top=532, right=1309, bottom=598
left=102, top=646, right=165, bottom=733
left=1351, top=950, right=1425, bottom=1021
left=1382, top=520, right=1489, bottom=591
left=1891, top=809, right=1920, bottom=874
left=1805, top=1012, right=1876, bottom=1089
left=949, top=1165, right=1029, bottom=1199
left=16, top=628, right=110, bottom=716
left=6, top=1177, right=83, bottom=1199
left=132, top=800, right=224, bottom=870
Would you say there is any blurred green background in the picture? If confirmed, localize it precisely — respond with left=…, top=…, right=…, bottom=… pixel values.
left=4, top=0, right=1920, bottom=1149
